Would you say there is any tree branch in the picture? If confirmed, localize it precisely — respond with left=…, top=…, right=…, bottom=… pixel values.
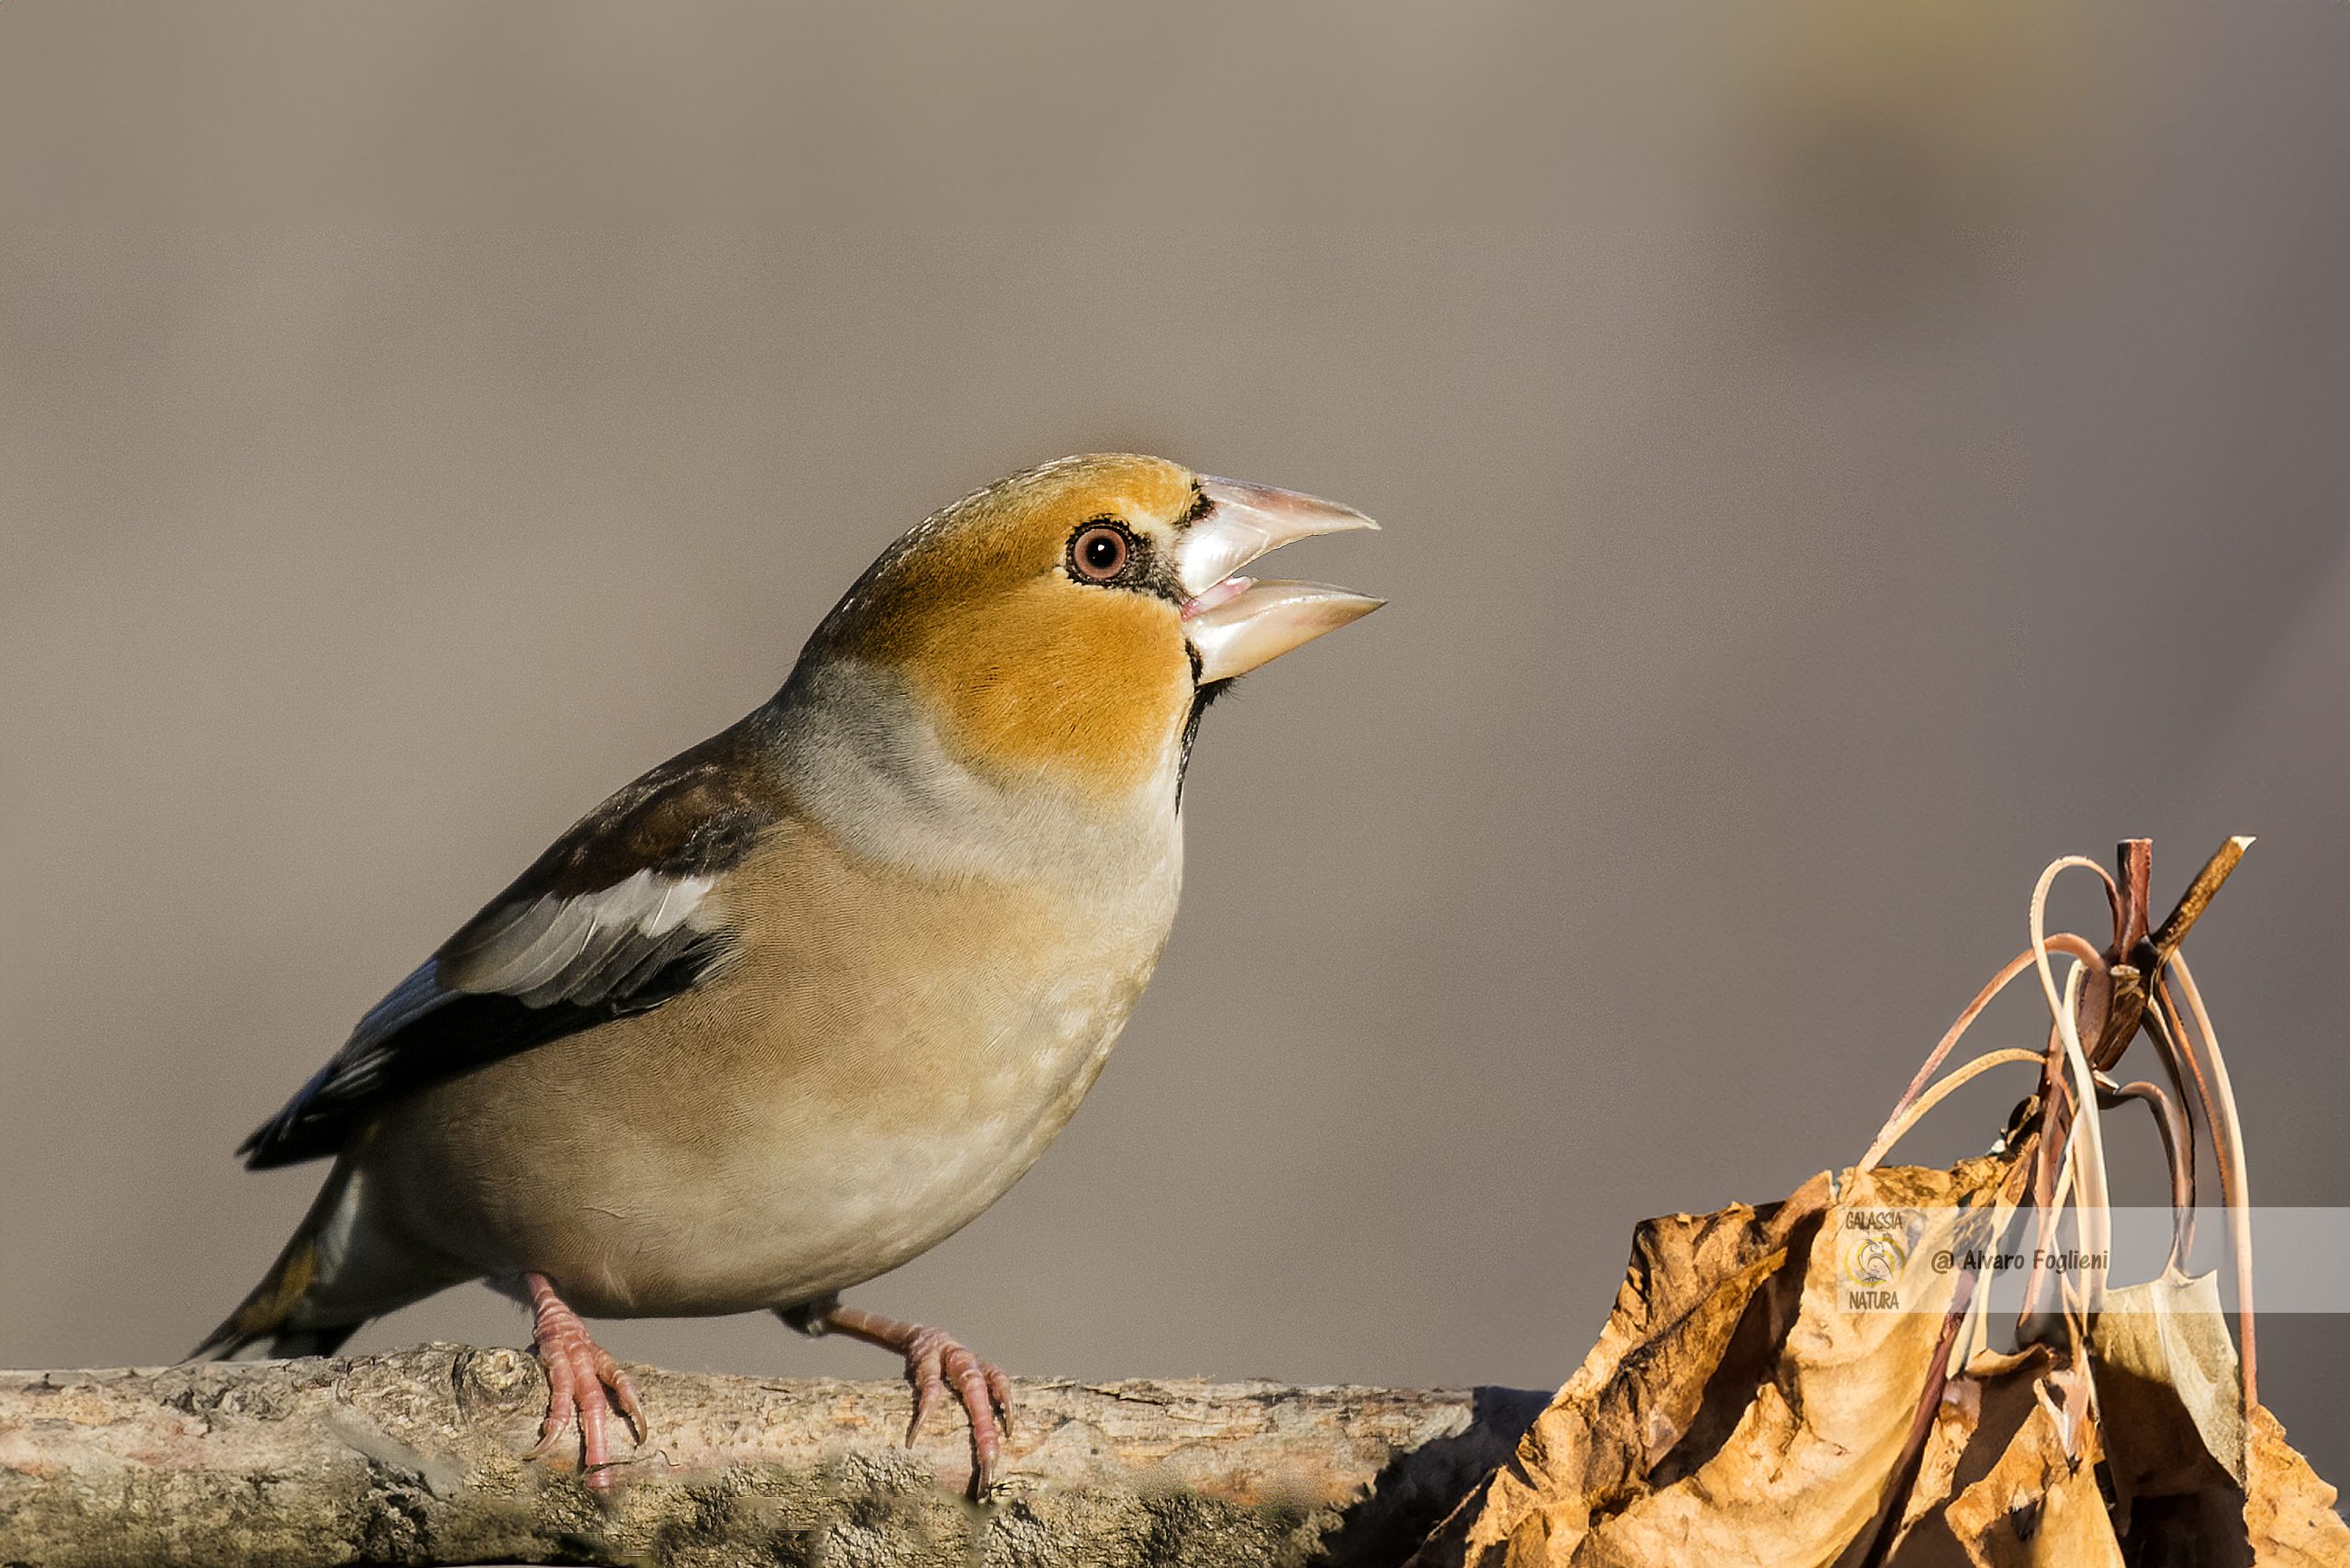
left=0, top=1346, right=1542, bottom=1566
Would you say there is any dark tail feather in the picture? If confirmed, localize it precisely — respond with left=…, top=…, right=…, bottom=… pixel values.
left=188, top=1315, right=360, bottom=1362
left=188, top=1171, right=368, bottom=1361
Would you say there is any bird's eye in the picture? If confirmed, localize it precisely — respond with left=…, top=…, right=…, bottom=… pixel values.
left=1069, top=521, right=1133, bottom=584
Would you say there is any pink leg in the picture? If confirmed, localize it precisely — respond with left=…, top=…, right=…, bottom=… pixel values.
left=522, top=1272, right=644, bottom=1491
left=803, top=1301, right=1013, bottom=1495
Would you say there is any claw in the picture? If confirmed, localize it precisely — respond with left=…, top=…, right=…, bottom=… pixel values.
left=805, top=1303, right=1014, bottom=1497
left=524, top=1272, right=643, bottom=1491
left=985, top=1361, right=1014, bottom=1437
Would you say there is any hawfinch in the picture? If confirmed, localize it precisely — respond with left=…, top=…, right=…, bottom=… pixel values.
left=193, top=454, right=1382, bottom=1492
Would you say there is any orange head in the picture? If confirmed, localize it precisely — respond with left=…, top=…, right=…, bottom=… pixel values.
left=789, top=454, right=1382, bottom=802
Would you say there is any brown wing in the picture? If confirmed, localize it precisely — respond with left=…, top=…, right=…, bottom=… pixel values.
left=238, top=722, right=781, bottom=1168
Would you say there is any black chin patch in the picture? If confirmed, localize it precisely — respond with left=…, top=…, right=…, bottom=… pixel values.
left=1176, top=677, right=1236, bottom=812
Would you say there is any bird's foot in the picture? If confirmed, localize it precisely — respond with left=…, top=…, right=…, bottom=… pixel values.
left=522, top=1271, right=644, bottom=1490
left=796, top=1301, right=1013, bottom=1496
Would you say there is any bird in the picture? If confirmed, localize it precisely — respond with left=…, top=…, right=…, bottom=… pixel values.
left=191, top=452, right=1382, bottom=1494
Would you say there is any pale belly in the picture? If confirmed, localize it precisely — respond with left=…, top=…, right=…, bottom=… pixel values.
left=354, top=896, right=1167, bottom=1318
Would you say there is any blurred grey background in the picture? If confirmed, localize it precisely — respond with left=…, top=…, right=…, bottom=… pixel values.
left=6, top=0, right=2347, bottom=1476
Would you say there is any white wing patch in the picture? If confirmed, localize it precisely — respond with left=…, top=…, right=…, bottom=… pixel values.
left=241, top=869, right=728, bottom=1166
left=443, top=869, right=719, bottom=1006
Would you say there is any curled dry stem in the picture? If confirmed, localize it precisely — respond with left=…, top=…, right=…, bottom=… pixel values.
left=1862, top=1047, right=2044, bottom=1171
left=2031, top=857, right=2114, bottom=1312
left=2055, top=959, right=2111, bottom=1314
left=2133, top=973, right=2206, bottom=1243
left=2168, top=951, right=2258, bottom=1415
left=2098, top=1071, right=2193, bottom=1271
left=1866, top=932, right=2104, bottom=1164
left=2020, top=1020, right=2071, bottom=1331
left=2020, top=1053, right=2093, bottom=1352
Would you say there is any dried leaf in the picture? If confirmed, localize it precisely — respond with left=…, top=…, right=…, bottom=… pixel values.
left=1541, top=1159, right=2007, bottom=1567
left=2091, top=1264, right=2245, bottom=1514
left=2245, top=1404, right=2350, bottom=1565
left=1943, top=1386, right=2122, bottom=1567
left=1881, top=1347, right=2058, bottom=1568
left=1874, top=1375, right=1983, bottom=1563
left=1962, top=1347, right=2054, bottom=1381
left=1417, top=1175, right=1830, bottom=1567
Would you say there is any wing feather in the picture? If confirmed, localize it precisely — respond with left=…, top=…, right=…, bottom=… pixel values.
left=237, top=722, right=780, bottom=1169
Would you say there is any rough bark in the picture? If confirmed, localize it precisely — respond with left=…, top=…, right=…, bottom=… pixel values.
left=0, top=1346, right=1543, bottom=1567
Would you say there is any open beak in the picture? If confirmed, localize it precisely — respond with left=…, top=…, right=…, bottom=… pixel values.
left=1177, top=477, right=1384, bottom=683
